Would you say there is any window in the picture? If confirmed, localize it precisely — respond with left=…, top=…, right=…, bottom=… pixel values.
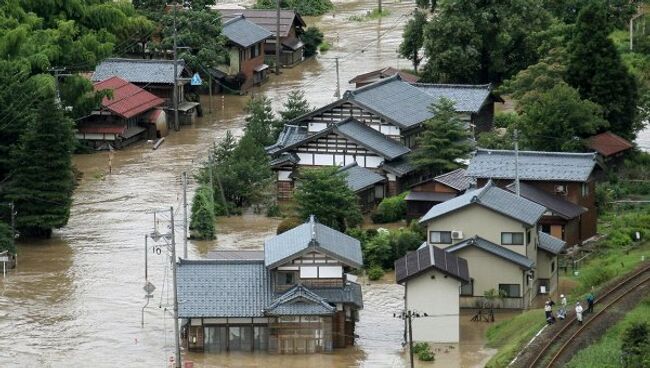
left=300, top=266, right=318, bottom=278
left=460, top=279, right=474, bottom=296
left=429, top=231, right=452, bottom=244
left=540, top=224, right=551, bottom=234
left=527, top=230, right=531, bottom=245
left=581, top=183, right=590, bottom=197
left=501, top=232, right=524, bottom=245
left=498, top=284, right=521, bottom=298
left=276, top=272, right=295, bottom=286
left=551, top=260, right=555, bottom=273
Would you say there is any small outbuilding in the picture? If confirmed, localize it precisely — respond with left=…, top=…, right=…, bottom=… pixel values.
left=586, top=131, right=633, bottom=162
left=395, top=244, right=469, bottom=343
left=405, top=168, right=471, bottom=220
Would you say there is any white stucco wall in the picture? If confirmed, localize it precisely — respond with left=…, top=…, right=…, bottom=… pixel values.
left=405, top=269, right=461, bottom=343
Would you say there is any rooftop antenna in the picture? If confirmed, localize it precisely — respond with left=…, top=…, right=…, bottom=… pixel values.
left=514, top=129, right=520, bottom=196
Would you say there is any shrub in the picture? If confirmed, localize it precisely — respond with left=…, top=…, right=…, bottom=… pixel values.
left=301, top=27, right=324, bottom=57
left=266, top=202, right=281, bottom=217
left=412, top=342, right=429, bottom=354
left=319, top=41, right=330, bottom=52
left=412, top=342, right=435, bottom=361
left=367, top=265, right=385, bottom=280
left=362, top=232, right=392, bottom=268
left=371, top=192, right=408, bottom=223
left=276, top=217, right=302, bottom=234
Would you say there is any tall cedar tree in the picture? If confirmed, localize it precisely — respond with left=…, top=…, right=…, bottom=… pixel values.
left=293, top=167, right=362, bottom=232
left=275, top=90, right=311, bottom=138
left=398, top=9, right=427, bottom=72
left=5, top=77, right=75, bottom=237
left=566, top=2, right=639, bottom=139
left=410, top=98, right=472, bottom=175
left=244, top=96, right=276, bottom=147
left=519, top=83, right=607, bottom=151
left=189, top=184, right=216, bottom=240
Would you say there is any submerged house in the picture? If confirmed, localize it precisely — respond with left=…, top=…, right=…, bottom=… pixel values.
left=216, top=9, right=307, bottom=67
left=216, top=15, right=272, bottom=91
left=419, top=182, right=565, bottom=309
left=76, top=76, right=165, bottom=149
left=177, top=216, right=363, bottom=354
left=267, top=75, right=501, bottom=200
left=467, top=149, right=600, bottom=246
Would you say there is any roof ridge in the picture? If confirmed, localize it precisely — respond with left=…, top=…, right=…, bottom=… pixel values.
left=476, top=148, right=596, bottom=158
left=412, top=82, right=492, bottom=90
left=102, top=57, right=184, bottom=65
left=349, top=74, right=402, bottom=96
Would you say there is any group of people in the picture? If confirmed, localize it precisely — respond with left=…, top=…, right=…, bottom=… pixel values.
left=544, top=291, right=595, bottom=325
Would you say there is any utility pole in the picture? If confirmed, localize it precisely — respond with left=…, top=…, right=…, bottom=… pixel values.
left=334, top=57, right=341, bottom=99
left=378, top=0, right=382, bottom=14
left=407, top=310, right=414, bottom=368
left=630, top=12, right=645, bottom=51
left=48, top=68, right=72, bottom=108
left=170, top=206, right=181, bottom=368
left=182, top=172, right=188, bottom=259
left=172, top=2, right=180, bottom=131
left=276, top=0, right=281, bottom=74
left=514, top=129, right=520, bottom=196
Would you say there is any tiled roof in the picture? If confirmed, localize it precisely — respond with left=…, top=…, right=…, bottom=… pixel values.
left=395, top=244, right=470, bottom=284
left=446, top=236, right=534, bottom=269
left=412, top=83, right=493, bottom=112
left=93, top=76, right=164, bottom=119
left=349, top=67, right=420, bottom=85
left=264, top=285, right=336, bottom=316
left=538, top=231, right=565, bottom=255
left=265, top=216, right=363, bottom=269
left=223, top=16, right=272, bottom=48
left=176, top=259, right=273, bottom=318
left=266, top=125, right=309, bottom=154
left=434, top=168, right=471, bottom=191
left=311, top=282, right=363, bottom=309
left=405, top=191, right=457, bottom=202
left=271, top=118, right=410, bottom=160
left=419, top=181, right=546, bottom=226
left=216, top=9, right=306, bottom=37
left=207, top=250, right=265, bottom=260
left=92, top=58, right=186, bottom=84
left=380, top=156, right=416, bottom=177
left=269, top=152, right=299, bottom=168
left=586, top=131, right=633, bottom=157
left=467, top=149, right=598, bottom=182
left=505, top=182, right=586, bottom=220
left=338, top=163, right=385, bottom=192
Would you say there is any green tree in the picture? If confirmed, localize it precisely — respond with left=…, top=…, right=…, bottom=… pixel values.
left=213, top=130, right=237, bottom=165
left=499, top=61, right=566, bottom=107
left=244, top=96, right=276, bottom=147
left=5, top=76, right=75, bottom=237
left=398, top=9, right=427, bottom=72
left=294, top=167, right=362, bottom=232
left=518, top=82, right=607, bottom=151
left=301, top=27, right=324, bottom=57
left=421, top=0, right=552, bottom=83
left=566, top=2, right=639, bottom=139
left=275, top=90, right=311, bottom=138
left=189, top=184, right=216, bottom=240
left=0, top=222, right=14, bottom=254
left=410, top=98, right=473, bottom=175
left=477, top=130, right=514, bottom=150
left=621, top=322, right=650, bottom=368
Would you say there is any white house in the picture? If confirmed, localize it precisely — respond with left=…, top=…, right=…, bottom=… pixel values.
left=395, top=244, right=470, bottom=343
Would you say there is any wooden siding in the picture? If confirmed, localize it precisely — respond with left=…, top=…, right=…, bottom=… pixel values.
left=300, top=102, right=402, bottom=140
left=292, top=132, right=385, bottom=168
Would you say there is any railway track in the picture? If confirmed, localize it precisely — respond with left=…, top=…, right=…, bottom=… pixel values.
left=524, top=262, right=650, bottom=368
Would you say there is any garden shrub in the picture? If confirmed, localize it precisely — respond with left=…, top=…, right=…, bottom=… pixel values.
left=367, top=265, right=385, bottom=280
left=371, top=192, right=408, bottom=223
left=412, top=342, right=435, bottom=361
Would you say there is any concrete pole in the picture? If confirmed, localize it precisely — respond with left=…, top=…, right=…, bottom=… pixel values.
left=170, top=207, right=181, bottom=368
left=408, top=311, right=414, bottom=368
left=276, top=0, right=281, bottom=73
left=378, top=0, right=382, bottom=13
left=514, top=129, right=520, bottom=197
left=173, top=3, right=180, bottom=131
left=182, top=172, right=188, bottom=259
left=334, top=57, right=340, bottom=99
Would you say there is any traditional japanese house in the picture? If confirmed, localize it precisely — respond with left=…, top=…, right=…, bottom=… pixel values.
left=216, top=9, right=307, bottom=67
left=338, top=162, right=387, bottom=210
left=76, top=76, right=165, bottom=149
left=177, top=216, right=364, bottom=354
left=419, top=182, right=565, bottom=309
left=467, top=149, right=601, bottom=245
left=92, top=58, right=199, bottom=125
left=217, top=15, right=272, bottom=91
left=348, top=67, right=420, bottom=88
left=405, top=168, right=471, bottom=220
left=395, top=244, right=469, bottom=342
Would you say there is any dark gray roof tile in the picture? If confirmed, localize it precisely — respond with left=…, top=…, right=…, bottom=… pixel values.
left=338, top=163, right=385, bottom=192
left=265, top=285, right=336, bottom=316
left=505, top=182, right=587, bottom=219
left=412, top=83, right=493, bottom=112
left=446, top=236, right=534, bottom=269
left=434, top=168, right=471, bottom=191
left=395, top=244, right=470, bottom=284
left=92, top=58, right=186, bottom=84
left=538, top=231, right=565, bottom=255
left=223, top=16, right=272, bottom=48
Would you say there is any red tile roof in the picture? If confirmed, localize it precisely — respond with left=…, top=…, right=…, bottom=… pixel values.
left=94, top=76, right=165, bottom=119
left=348, top=67, right=420, bottom=85
left=586, top=131, right=633, bottom=157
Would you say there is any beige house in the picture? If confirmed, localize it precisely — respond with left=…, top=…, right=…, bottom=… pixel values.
left=419, top=182, right=565, bottom=309
left=395, top=245, right=469, bottom=342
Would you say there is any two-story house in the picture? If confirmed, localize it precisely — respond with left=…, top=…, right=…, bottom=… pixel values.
left=466, top=149, right=601, bottom=246
left=218, top=15, right=272, bottom=91
left=418, top=182, right=565, bottom=309
left=177, top=216, right=363, bottom=354
left=267, top=75, right=501, bottom=199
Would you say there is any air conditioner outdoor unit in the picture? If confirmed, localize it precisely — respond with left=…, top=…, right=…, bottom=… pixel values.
left=451, top=230, right=464, bottom=240
left=554, top=185, right=566, bottom=194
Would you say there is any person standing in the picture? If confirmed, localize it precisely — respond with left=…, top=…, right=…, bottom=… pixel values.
left=575, top=302, right=584, bottom=325
left=586, top=292, right=595, bottom=314
left=544, top=302, right=554, bottom=324
left=558, top=294, right=567, bottom=320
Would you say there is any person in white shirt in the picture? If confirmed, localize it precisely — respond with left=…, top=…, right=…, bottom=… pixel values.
left=558, top=294, right=567, bottom=319
left=575, top=302, right=584, bottom=325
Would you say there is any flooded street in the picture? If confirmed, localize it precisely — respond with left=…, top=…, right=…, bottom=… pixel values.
left=0, top=1, right=498, bottom=367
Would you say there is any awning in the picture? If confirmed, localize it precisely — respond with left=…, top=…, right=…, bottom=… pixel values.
left=254, top=64, right=269, bottom=72
left=77, top=124, right=126, bottom=135
left=176, top=101, right=200, bottom=112
left=282, top=39, right=305, bottom=51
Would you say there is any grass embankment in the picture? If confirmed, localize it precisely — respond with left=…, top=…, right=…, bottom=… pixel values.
left=485, top=309, right=546, bottom=368
left=564, top=297, right=650, bottom=368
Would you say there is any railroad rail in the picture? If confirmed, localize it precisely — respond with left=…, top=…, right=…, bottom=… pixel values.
left=527, top=262, right=650, bottom=368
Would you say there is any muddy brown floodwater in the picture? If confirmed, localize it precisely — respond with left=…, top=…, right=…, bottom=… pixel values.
left=0, top=1, right=509, bottom=367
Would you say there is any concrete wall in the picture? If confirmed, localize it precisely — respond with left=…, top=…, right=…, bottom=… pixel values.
left=405, top=269, right=461, bottom=343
